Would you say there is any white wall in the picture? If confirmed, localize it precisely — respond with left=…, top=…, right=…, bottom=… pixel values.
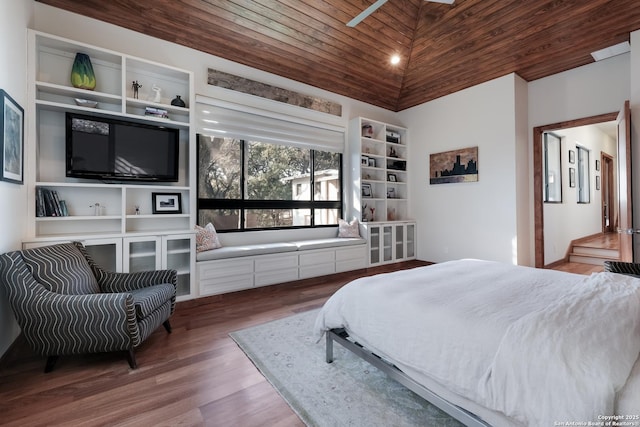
left=630, top=30, right=640, bottom=259
left=543, top=126, right=616, bottom=264
left=399, top=74, right=525, bottom=264
left=0, top=0, right=32, bottom=358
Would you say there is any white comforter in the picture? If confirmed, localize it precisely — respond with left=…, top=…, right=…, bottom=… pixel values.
left=313, top=259, right=640, bottom=426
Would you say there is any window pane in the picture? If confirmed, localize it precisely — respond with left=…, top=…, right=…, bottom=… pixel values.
left=246, top=208, right=295, bottom=228
left=199, top=209, right=240, bottom=231
left=247, top=142, right=310, bottom=200
left=198, top=136, right=241, bottom=199
left=577, top=146, right=590, bottom=203
left=314, top=209, right=340, bottom=225
left=314, top=151, right=341, bottom=201
left=543, top=133, right=562, bottom=203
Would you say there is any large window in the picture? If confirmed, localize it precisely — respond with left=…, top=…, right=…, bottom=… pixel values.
left=198, top=135, right=342, bottom=231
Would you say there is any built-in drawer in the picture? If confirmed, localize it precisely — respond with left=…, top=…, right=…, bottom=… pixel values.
left=336, top=245, right=367, bottom=261
left=254, top=268, right=299, bottom=287
left=299, top=249, right=335, bottom=266
left=300, top=263, right=336, bottom=279
left=254, top=253, right=298, bottom=272
left=336, top=257, right=367, bottom=273
left=200, top=275, right=254, bottom=296
left=198, top=258, right=254, bottom=279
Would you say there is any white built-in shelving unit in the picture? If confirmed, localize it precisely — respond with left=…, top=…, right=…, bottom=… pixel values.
left=24, top=30, right=196, bottom=300
left=348, top=117, right=416, bottom=265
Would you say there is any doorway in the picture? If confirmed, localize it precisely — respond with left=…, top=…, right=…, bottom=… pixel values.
left=533, top=111, right=625, bottom=268
left=601, top=152, right=615, bottom=233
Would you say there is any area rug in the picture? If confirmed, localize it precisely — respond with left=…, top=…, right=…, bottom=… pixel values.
left=229, top=309, right=464, bottom=427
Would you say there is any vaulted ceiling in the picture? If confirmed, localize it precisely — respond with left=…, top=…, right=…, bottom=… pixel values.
left=37, top=0, right=640, bottom=112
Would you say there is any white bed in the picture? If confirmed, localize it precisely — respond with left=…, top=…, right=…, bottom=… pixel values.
left=313, top=259, right=640, bottom=426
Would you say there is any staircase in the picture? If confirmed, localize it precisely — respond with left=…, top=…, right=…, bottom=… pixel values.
left=568, top=233, right=620, bottom=266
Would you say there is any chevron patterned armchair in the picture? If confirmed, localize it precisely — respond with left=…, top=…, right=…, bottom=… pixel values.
left=0, top=241, right=177, bottom=372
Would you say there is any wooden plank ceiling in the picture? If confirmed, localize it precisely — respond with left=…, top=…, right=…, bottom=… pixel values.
left=37, top=0, right=640, bottom=112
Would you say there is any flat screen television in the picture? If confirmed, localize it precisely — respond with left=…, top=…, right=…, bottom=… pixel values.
left=66, top=112, right=179, bottom=182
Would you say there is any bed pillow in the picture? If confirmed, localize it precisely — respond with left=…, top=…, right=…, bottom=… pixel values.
left=338, top=218, right=360, bottom=238
left=195, top=223, right=222, bottom=252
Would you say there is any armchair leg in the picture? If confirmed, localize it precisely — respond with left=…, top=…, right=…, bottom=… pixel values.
left=126, top=349, right=137, bottom=369
left=44, top=355, right=59, bottom=373
left=163, top=320, right=172, bottom=333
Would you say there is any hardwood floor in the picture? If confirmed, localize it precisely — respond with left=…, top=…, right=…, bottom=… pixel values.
left=0, top=261, right=429, bottom=427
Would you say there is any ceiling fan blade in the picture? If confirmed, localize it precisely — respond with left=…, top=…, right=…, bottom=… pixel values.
left=347, top=0, right=388, bottom=27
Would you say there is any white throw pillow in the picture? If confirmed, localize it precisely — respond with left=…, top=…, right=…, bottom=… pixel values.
left=195, top=222, right=222, bottom=252
left=338, top=218, right=360, bottom=238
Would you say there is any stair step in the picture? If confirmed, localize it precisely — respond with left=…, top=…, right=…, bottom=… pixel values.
left=569, top=253, right=619, bottom=266
left=572, top=245, right=619, bottom=258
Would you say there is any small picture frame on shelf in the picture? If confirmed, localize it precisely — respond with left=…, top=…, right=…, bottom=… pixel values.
left=361, top=155, right=369, bottom=166
left=387, top=187, right=396, bottom=199
left=361, top=183, right=372, bottom=198
left=368, top=157, right=376, bottom=167
left=0, top=89, right=24, bottom=185
left=387, top=173, right=397, bottom=182
left=152, top=192, right=182, bottom=214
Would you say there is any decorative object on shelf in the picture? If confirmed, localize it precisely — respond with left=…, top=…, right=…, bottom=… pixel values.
left=362, top=203, right=368, bottom=221
left=387, top=187, right=396, bottom=199
left=171, top=95, right=186, bottom=107
left=367, top=158, right=376, bottom=167
left=132, top=80, right=142, bottom=99
left=386, top=130, right=400, bottom=143
left=387, top=208, right=396, bottom=221
left=151, top=84, right=162, bottom=103
left=144, top=106, right=169, bottom=119
left=70, top=53, right=96, bottom=90
left=0, top=89, right=24, bottom=184
left=388, top=173, right=397, bottom=182
left=388, top=146, right=397, bottom=158
left=369, top=206, right=375, bottom=221
left=361, top=155, right=369, bottom=166
left=429, top=146, right=478, bottom=185
left=135, top=205, right=141, bottom=215
left=74, top=98, right=98, bottom=108
left=90, top=202, right=103, bottom=216
left=361, top=183, right=372, bottom=198
left=362, top=124, right=373, bottom=138
left=152, top=192, right=182, bottom=214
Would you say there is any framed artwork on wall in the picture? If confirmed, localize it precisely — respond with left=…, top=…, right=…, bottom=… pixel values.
left=0, top=89, right=24, bottom=184
left=429, top=146, right=478, bottom=185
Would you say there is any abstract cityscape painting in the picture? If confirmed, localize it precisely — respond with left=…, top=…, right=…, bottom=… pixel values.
left=429, top=146, right=478, bottom=184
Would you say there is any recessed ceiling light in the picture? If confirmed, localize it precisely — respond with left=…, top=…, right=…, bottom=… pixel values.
left=591, top=41, right=630, bottom=61
left=390, top=54, right=401, bottom=65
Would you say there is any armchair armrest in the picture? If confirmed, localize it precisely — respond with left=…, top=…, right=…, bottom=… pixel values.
left=98, top=269, right=177, bottom=293
left=12, top=285, right=139, bottom=356
left=603, top=260, right=640, bottom=277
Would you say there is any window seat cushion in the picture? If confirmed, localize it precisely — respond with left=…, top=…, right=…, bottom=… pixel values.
left=196, top=237, right=366, bottom=262
left=196, top=242, right=298, bottom=261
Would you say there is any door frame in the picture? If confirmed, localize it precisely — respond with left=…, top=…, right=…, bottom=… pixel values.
left=533, top=112, right=618, bottom=268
